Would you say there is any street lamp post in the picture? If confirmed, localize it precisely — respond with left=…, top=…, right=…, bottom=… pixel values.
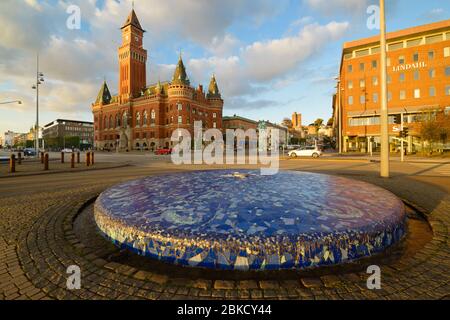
left=32, top=54, right=44, bottom=158
left=0, top=100, right=22, bottom=105
left=379, top=0, right=390, bottom=177
left=334, top=79, right=342, bottom=154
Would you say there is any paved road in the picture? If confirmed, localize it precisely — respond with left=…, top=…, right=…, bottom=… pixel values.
left=0, top=156, right=448, bottom=300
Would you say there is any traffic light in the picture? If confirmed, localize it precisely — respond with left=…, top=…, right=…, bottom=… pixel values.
left=402, top=127, right=409, bottom=138
left=393, top=114, right=401, bottom=124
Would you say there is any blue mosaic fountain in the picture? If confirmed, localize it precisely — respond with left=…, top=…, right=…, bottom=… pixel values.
left=94, top=170, right=406, bottom=270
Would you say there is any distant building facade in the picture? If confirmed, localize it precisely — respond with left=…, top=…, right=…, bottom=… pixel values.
left=291, top=112, right=302, bottom=130
left=4, top=131, right=20, bottom=147
left=223, top=115, right=288, bottom=148
left=92, top=9, right=223, bottom=151
left=43, top=119, right=94, bottom=149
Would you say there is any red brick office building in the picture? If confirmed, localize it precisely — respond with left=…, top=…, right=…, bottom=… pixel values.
left=335, top=20, right=450, bottom=153
left=92, top=9, right=223, bottom=151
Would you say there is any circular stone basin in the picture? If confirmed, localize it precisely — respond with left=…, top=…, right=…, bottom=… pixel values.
left=94, top=170, right=406, bottom=271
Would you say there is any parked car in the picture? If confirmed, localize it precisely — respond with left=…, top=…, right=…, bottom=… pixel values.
left=288, top=146, right=322, bottom=158
left=155, top=148, right=172, bottom=155
left=61, top=148, right=73, bottom=153
left=23, top=148, right=36, bottom=156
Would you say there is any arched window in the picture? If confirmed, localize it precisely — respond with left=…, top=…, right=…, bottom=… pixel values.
left=143, top=110, right=148, bottom=125
left=115, top=114, right=120, bottom=127
left=109, top=115, right=113, bottom=129
left=103, top=117, right=107, bottom=130
left=136, top=112, right=141, bottom=126
left=151, top=109, right=156, bottom=124
left=122, top=111, right=128, bottom=128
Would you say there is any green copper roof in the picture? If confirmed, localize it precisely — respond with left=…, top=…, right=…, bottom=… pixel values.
left=172, top=55, right=190, bottom=85
left=207, top=74, right=221, bottom=98
left=95, top=81, right=112, bottom=105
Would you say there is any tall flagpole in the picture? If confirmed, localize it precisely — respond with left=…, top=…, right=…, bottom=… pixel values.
left=379, top=0, right=390, bottom=178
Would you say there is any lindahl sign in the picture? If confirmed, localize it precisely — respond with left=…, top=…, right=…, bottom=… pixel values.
left=392, top=61, right=426, bottom=72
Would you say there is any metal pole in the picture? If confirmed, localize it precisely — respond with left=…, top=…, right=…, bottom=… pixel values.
left=35, top=54, right=39, bottom=158
left=379, top=0, right=390, bottom=177
left=400, top=112, right=404, bottom=162
left=337, top=81, right=342, bottom=154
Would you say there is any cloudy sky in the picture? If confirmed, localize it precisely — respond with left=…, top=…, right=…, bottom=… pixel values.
left=0, top=0, right=449, bottom=136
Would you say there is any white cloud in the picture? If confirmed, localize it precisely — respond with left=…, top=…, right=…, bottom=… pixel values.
left=242, top=21, right=349, bottom=81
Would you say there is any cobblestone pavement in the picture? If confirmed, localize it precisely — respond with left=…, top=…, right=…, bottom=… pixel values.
left=0, top=160, right=449, bottom=300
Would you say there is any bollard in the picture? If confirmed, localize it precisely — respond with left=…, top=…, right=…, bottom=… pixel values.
left=17, top=152, right=22, bottom=165
left=71, top=153, right=75, bottom=168
left=61, top=152, right=65, bottom=163
left=41, top=152, right=44, bottom=164
left=77, top=151, right=80, bottom=164
left=10, top=154, right=16, bottom=173
left=86, top=152, right=91, bottom=167
left=91, top=151, right=95, bottom=165
left=44, top=153, right=49, bottom=171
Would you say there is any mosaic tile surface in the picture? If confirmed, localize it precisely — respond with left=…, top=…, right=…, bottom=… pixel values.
left=94, top=170, right=406, bottom=270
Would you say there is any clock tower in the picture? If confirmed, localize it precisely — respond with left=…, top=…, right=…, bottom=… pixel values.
left=118, top=9, right=147, bottom=101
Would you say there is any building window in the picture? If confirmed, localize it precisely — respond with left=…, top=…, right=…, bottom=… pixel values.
left=151, top=109, right=156, bottom=119
left=178, top=116, right=182, bottom=124
left=359, top=63, right=364, bottom=71
left=372, top=60, right=377, bottom=69
left=413, top=52, right=419, bottom=62
left=359, top=79, right=365, bottom=88
left=428, top=51, right=435, bottom=59
left=360, top=95, right=366, bottom=104
left=122, top=112, right=128, bottom=128
left=213, top=122, right=217, bottom=128
left=136, top=112, right=141, bottom=126
left=193, top=109, right=196, bottom=114
left=348, top=96, right=354, bottom=105
left=446, top=66, right=450, bottom=76
left=213, top=113, right=217, bottom=118
left=400, top=90, right=406, bottom=100
left=444, top=47, right=450, bottom=57
left=373, top=93, right=378, bottom=103
left=177, top=103, right=182, bottom=111
left=399, top=73, right=405, bottom=82
left=143, top=111, right=148, bottom=125
left=372, top=76, right=378, bottom=86
left=348, top=65, right=353, bottom=73
left=414, top=89, right=420, bottom=99
left=399, top=55, right=405, bottom=64
left=429, top=68, right=436, bottom=78
left=348, top=81, right=353, bottom=89
left=429, top=87, right=436, bottom=97
left=413, top=70, right=420, bottom=81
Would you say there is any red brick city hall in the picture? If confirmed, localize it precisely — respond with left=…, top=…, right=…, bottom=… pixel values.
left=92, top=9, right=223, bottom=151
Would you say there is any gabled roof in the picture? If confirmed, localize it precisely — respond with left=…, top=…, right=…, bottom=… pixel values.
left=95, top=81, right=112, bottom=105
left=121, top=9, right=144, bottom=31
